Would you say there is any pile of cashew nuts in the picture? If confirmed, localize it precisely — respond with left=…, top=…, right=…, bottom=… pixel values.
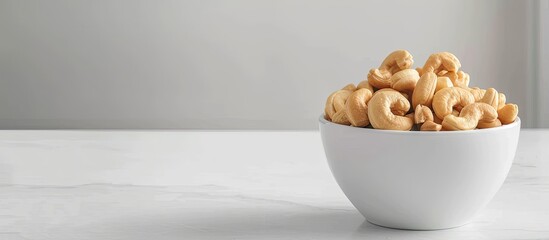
left=324, top=50, right=519, bottom=131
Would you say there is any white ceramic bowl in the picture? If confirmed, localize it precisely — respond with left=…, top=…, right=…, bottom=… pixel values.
left=319, top=115, right=520, bottom=230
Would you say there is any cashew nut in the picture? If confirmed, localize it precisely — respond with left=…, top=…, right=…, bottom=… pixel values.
left=470, top=88, right=486, bottom=101
left=367, top=69, right=393, bottom=89
left=379, top=50, right=414, bottom=73
left=411, top=72, right=437, bottom=109
left=435, top=76, right=453, bottom=92
left=345, top=88, right=373, bottom=127
left=357, top=80, right=374, bottom=93
left=325, top=89, right=352, bottom=124
left=368, top=50, right=414, bottom=89
left=341, top=83, right=357, bottom=92
left=498, top=93, right=506, bottom=110
left=420, top=120, right=442, bottom=131
left=367, top=90, right=414, bottom=130
left=421, top=52, right=461, bottom=74
left=454, top=71, right=470, bottom=88
left=391, top=69, right=420, bottom=92
left=442, top=71, right=470, bottom=88
left=416, top=67, right=423, bottom=76
left=477, top=119, right=502, bottom=129
left=331, top=110, right=350, bottom=125
left=498, top=103, right=518, bottom=124
left=432, top=87, right=475, bottom=119
left=470, top=88, right=507, bottom=109
left=433, top=114, right=443, bottom=124
left=480, top=88, right=499, bottom=109
left=414, top=104, right=434, bottom=124
left=442, top=102, right=498, bottom=130
left=376, top=88, right=407, bottom=97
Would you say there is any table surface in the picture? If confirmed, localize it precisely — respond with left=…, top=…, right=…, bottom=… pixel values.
left=0, top=129, right=548, bottom=240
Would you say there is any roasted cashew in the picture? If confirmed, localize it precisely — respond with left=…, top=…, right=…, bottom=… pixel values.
left=441, top=71, right=469, bottom=88
left=433, top=114, right=443, bottom=124
left=420, top=120, right=442, bottom=131
left=341, top=83, right=357, bottom=91
left=411, top=72, right=437, bottom=109
left=422, top=52, right=461, bottom=74
left=368, top=50, right=414, bottom=89
left=414, top=104, right=434, bottom=124
left=379, top=50, right=414, bottom=73
left=367, top=69, right=392, bottom=89
left=480, top=88, right=499, bottom=109
left=442, top=103, right=498, bottom=130
left=470, top=88, right=506, bottom=109
left=498, top=103, right=518, bottom=124
left=435, top=76, right=453, bottom=92
left=416, top=67, right=424, bottom=76
left=367, top=90, right=414, bottom=130
left=432, top=87, right=475, bottom=119
left=345, top=88, right=373, bottom=127
left=498, top=93, right=506, bottom=110
left=357, top=80, right=374, bottom=93
left=470, top=88, right=486, bottom=101
left=331, top=110, right=350, bottom=125
left=477, top=119, right=502, bottom=129
left=325, top=89, right=352, bottom=123
left=454, top=71, right=470, bottom=88
left=391, top=69, right=420, bottom=92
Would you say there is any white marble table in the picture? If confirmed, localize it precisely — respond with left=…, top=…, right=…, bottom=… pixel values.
left=0, top=130, right=548, bottom=240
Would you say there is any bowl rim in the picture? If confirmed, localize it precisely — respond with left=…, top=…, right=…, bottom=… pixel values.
left=319, top=114, right=520, bottom=135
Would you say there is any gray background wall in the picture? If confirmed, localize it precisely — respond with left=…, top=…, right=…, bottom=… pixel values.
left=0, top=0, right=546, bottom=129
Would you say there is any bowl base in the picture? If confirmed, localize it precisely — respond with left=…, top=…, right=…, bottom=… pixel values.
left=366, top=219, right=470, bottom=231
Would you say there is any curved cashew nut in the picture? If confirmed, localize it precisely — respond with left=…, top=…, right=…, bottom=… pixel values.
left=498, top=103, right=518, bottom=124
left=357, top=80, right=374, bottom=93
left=470, top=88, right=506, bottom=109
left=341, top=83, right=357, bottom=92
left=422, top=52, right=461, bottom=74
left=442, top=102, right=498, bottom=130
left=379, top=50, right=414, bottom=73
left=480, top=88, right=499, bottom=109
left=498, top=93, right=506, bottom=110
left=377, top=88, right=410, bottom=103
left=432, top=87, right=475, bottom=119
left=435, top=76, right=453, bottom=92
left=433, top=114, right=443, bottom=124
left=331, top=110, right=350, bottom=125
left=441, top=71, right=469, bottom=88
left=367, top=69, right=392, bottom=89
left=477, top=119, right=502, bottom=129
left=454, top=71, right=470, bottom=88
left=421, top=120, right=442, bottom=131
left=405, top=112, right=414, bottom=121
left=391, top=69, right=420, bottom=92
left=325, top=89, right=352, bottom=125
left=414, top=104, right=434, bottom=124
left=470, top=88, right=487, bottom=102
left=416, top=67, right=424, bottom=76
left=411, top=72, right=437, bottom=109
left=368, top=50, right=414, bottom=89
left=367, top=90, right=414, bottom=130
left=345, top=88, right=373, bottom=127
